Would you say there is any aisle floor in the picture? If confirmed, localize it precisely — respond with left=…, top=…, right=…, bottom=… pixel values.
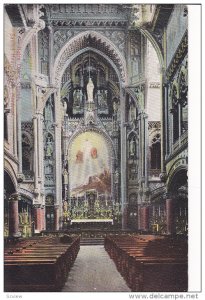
left=62, top=245, right=131, bottom=292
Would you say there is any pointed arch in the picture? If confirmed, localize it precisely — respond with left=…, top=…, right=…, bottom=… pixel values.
left=53, top=30, right=128, bottom=86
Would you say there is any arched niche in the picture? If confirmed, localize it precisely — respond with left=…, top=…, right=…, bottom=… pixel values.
left=67, top=129, right=116, bottom=220
left=60, top=50, right=120, bottom=118
left=53, top=30, right=127, bottom=86
left=167, top=167, right=188, bottom=235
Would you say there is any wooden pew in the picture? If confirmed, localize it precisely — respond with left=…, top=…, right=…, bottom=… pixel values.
left=104, top=234, right=188, bottom=292
left=4, top=235, right=80, bottom=292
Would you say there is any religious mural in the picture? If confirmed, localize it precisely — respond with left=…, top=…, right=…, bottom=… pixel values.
left=69, top=131, right=111, bottom=195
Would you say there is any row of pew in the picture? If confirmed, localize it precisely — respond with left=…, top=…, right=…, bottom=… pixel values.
left=104, top=234, right=188, bottom=292
left=4, top=235, right=80, bottom=292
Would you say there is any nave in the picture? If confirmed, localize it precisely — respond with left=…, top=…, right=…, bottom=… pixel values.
left=4, top=4, right=189, bottom=293
left=62, top=245, right=131, bottom=292
left=4, top=233, right=187, bottom=293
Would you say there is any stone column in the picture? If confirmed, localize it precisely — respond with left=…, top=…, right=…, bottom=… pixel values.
left=160, top=72, right=165, bottom=173
left=54, top=91, right=63, bottom=226
left=140, top=112, right=144, bottom=178
left=13, top=88, right=18, bottom=158
left=170, top=109, right=174, bottom=154
left=48, top=26, right=54, bottom=84
left=54, top=205, right=59, bottom=231
left=164, top=82, right=169, bottom=158
left=138, top=207, right=142, bottom=230
left=33, top=115, right=38, bottom=190
left=139, top=206, right=144, bottom=230
left=16, top=85, right=22, bottom=173
left=166, top=198, right=175, bottom=234
left=144, top=206, right=150, bottom=232
left=178, top=102, right=181, bottom=146
left=143, top=113, right=149, bottom=188
left=137, top=114, right=142, bottom=178
left=120, top=86, right=128, bottom=230
left=8, top=193, right=21, bottom=237
left=37, top=112, right=44, bottom=187
left=33, top=204, right=42, bottom=233
left=41, top=205, right=45, bottom=231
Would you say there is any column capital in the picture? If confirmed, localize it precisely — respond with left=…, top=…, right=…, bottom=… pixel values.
left=17, top=173, right=24, bottom=183
left=159, top=172, right=167, bottom=183
left=33, top=204, right=42, bottom=209
left=9, top=193, right=20, bottom=201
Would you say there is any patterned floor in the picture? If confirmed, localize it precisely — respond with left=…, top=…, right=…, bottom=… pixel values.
left=61, top=245, right=131, bottom=292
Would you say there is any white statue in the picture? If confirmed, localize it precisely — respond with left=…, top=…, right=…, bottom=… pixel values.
left=63, top=99, right=68, bottom=116
left=87, top=77, right=94, bottom=102
left=129, top=137, right=136, bottom=157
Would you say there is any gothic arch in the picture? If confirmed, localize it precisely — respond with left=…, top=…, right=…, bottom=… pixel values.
left=149, top=130, right=161, bottom=146
left=126, top=88, right=141, bottom=111
left=53, top=30, right=128, bottom=86
left=139, top=28, right=164, bottom=70
left=178, top=63, right=188, bottom=85
left=127, top=130, right=138, bottom=140
left=4, top=160, right=18, bottom=192
left=171, top=80, right=180, bottom=99
left=18, top=19, right=45, bottom=66
left=19, top=188, right=34, bottom=202
left=167, top=166, right=188, bottom=194
left=22, top=131, right=33, bottom=146
left=4, top=84, right=12, bottom=108
left=56, top=47, right=123, bottom=87
left=39, top=88, right=57, bottom=114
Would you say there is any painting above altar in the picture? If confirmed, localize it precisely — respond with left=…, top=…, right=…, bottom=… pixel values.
left=69, top=131, right=111, bottom=198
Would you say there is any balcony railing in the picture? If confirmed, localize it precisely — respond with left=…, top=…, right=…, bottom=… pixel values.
left=149, top=169, right=161, bottom=177
left=23, top=170, right=34, bottom=181
left=173, top=130, right=188, bottom=153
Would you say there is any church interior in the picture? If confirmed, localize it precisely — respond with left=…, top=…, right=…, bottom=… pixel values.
left=4, top=4, right=188, bottom=292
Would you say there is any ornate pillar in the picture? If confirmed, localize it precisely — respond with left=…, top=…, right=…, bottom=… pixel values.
left=143, top=112, right=149, bottom=189
left=120, top=86, right=128, bottom=229
left=8, top=193, right=21, bottom=237
left=54, top=90, right=62, bottom=226
left=54, top=205, right=59, bottom=231
left=160, top=72, right=165, bottom=173
left=137, top=114, right=142, bottom=179
left=140, top=112, right=144, bottom=179
left=48, top=26, right=54, bottom=84
left=33, top=204, right=42, bottom=232
left=33, top=115, right=38, bottom=190
left=144, top=206, right=150, bottom=231
left=178, top=102, right=182, bottom=146
left=166, top=198, right=175, bottom=234
left=16, top=84, right=22, bottom=173
left=12, top=87, right=18, bottom=158
left=37, top=112, right=45, bottom=197
left=138, top=207, right=142, bottom=230
left=41, top=205, right=45, bottom=230
left=164, top=82, right=169, bottom=158
left=139, top=206, right=144, bottom=230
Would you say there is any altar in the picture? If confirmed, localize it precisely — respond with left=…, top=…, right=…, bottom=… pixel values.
left=71, top=219, right=113, bottom=225
left=70, top=218, right=113, bottom=229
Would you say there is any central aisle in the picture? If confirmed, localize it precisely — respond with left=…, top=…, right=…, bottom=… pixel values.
left=62, top=245, right=131, bottom=292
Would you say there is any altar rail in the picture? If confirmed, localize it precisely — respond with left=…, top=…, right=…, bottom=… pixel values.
left=4, top=235, right=80, bottom=292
